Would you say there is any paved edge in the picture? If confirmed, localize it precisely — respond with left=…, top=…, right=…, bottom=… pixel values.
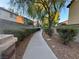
left=23, top=30, right=58, bottom=59
left=41, top=30, right=58, bottom=59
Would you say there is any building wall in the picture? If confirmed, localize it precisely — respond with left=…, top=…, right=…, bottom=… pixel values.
left=0, top=9, right=16, bottom=22
left=69, top=0, right=79, bottom=24
left=0, top=19, right=29, bottom=34
left=0, top=8, right=33, bottom=33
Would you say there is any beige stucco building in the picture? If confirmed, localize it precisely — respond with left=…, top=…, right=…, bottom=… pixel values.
left=67, top=0, right=79, bottom=42
left=67, top=0, right=79, bottom=24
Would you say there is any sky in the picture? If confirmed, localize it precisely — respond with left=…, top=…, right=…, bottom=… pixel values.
left=0, top=0, right=10, bottom=9
left=0, top=0, right=71, bottom=22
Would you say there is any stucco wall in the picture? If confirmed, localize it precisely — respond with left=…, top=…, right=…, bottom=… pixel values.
left=69, top=0, right=79, bottom=24
left=0, top=19, right=29, bottom=34
left=0, top=9, right=16, bottom=22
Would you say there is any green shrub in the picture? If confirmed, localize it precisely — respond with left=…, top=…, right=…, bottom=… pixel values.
left=57, top=28, right=78, bottom=45
left=3, top=28, right=40, bottom=41
left=42, top=23, right=49, bottom=29
left=3, top=30, right=26, bottom=41
left=43, top=29, right=49, bottom=34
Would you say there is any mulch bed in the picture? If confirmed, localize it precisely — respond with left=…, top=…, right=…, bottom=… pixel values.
left=15, top=35, right=33, bottom=59
left=43, top=32, right=79, bottom=59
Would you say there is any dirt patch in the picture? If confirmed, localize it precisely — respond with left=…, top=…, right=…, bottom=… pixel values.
left=15, top=35, right=33, bottom=59
left=43, top=32, right=79, bottom=59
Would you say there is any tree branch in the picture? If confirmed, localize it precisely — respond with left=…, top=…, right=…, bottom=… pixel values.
left=40, top=0, right=48, bottom=12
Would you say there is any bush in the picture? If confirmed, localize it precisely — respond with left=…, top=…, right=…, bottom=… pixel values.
left=43, top=28, right=49, bottom=34
left=3, top=30, right=26, bottom=41
left=3, top=28, right=40, bottom=41
left=42, top=24, right=49, bottom=29
left=57, top=28, right=78, bottom=45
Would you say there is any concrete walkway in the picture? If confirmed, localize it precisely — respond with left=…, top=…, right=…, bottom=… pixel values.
left=22, top=30, right=58, bottom=59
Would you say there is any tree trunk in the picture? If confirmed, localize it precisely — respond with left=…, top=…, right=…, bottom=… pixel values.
left=48, top=19, right=52, bottom=37
left=47, top=8, right=53, bottom=37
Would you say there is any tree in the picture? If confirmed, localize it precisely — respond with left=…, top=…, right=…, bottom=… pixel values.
left=8, top=7, right=21, bottom=15
left=10, top=0, right=66, bottom=36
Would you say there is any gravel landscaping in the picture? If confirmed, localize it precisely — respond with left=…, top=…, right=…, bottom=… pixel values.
left=43, top=32, right=79, bottom=59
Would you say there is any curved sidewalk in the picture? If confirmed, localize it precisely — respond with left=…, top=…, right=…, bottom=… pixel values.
left=23, top=30, right=58, bottom=59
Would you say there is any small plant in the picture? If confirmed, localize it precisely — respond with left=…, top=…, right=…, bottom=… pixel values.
left=3, top=30, right=26, bottom=41
left=42, top=27, right=47, bottom=34
left=57, top=28, right=78, bottom=45
left=3, top=28, right=40, bottom=41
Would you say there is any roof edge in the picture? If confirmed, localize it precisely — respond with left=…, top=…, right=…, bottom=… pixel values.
left=0, top=7, right=18, bottom=16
